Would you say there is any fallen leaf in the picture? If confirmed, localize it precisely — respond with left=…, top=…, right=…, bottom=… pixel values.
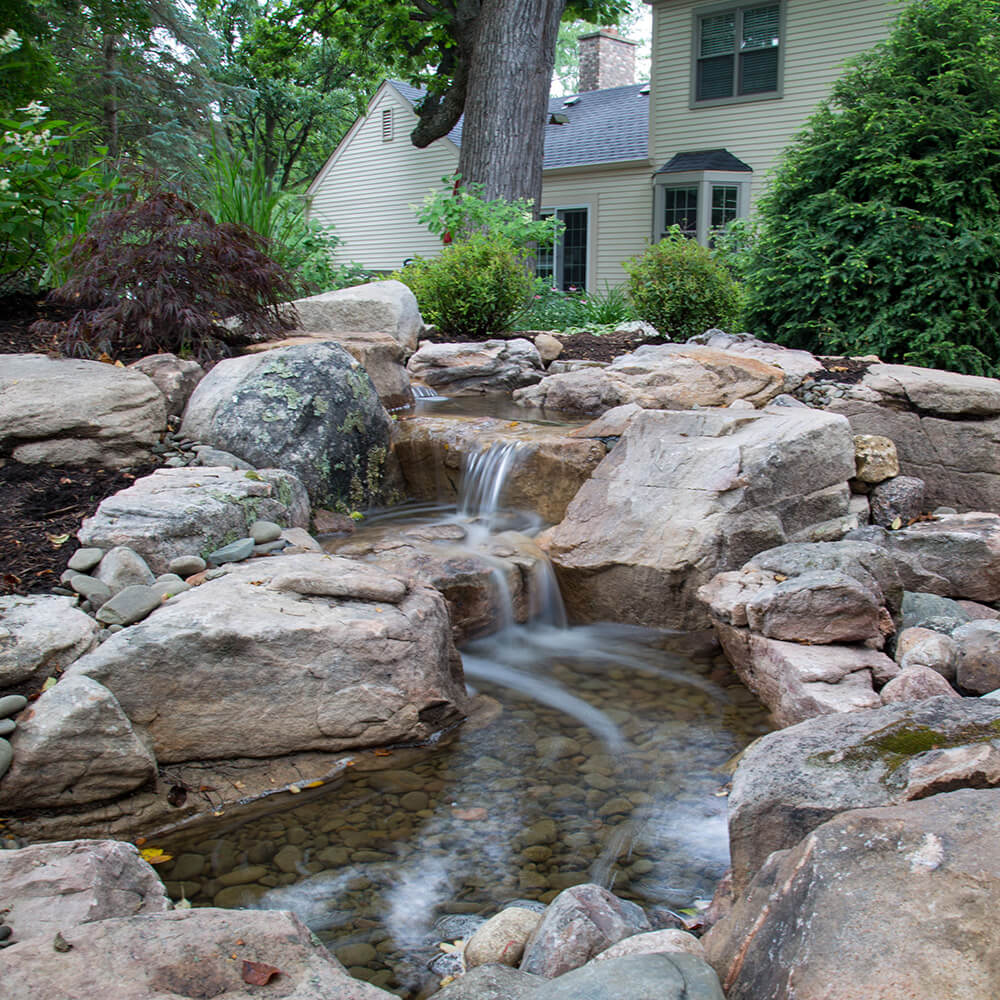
left=140, top=847, right=173, bottom=865
left=304, top=780, right=324, bottom=789
left=46, top=533, right=70, bottom=547
left=53, top=932, right=72, bottom=952
left=773, top=573, right=787, bottom=582
left=438, top=940, right=465, bottom=954
left=890, top=516, right=903, bottom=530
left=42, top=677, right=57, bottom=692
left=452, top=807, right=488, bottom=821
left=134, top=836, right=147, bottom=847
left=59, top=477, right=73, bottom=485
left=242, top=960, right=281, bottom=986
left=373, top=749, right=392, bottom=757
left=236, top=939, right=245, bottom=946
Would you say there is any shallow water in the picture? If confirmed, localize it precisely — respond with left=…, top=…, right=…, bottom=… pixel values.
left=156, top=421, right=770, bottom=997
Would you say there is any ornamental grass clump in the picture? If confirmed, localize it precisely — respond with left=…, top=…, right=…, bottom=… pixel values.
left=396, top=233, right=535, bottom=339
left=623, top=228, right=741, bottom=340
left=32, top=189, right=298, bottom=361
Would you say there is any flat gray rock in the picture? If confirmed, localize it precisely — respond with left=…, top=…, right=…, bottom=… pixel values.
left=206, top=537, right=255, bottom=566
left=95, top=585, right=163, bottom=626
left=540, top=953, right=724, bottom=1000
left=67, top=547, right=105, bottom=572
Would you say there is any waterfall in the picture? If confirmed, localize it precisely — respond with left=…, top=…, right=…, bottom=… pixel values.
left=410, top=383, right=444, bottom=400
left=458, top=442, right=524, bottom=524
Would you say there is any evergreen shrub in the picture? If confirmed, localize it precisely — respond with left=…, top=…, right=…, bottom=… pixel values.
left=396, top=233, right=534, bottom=339
left=742, top=0, right=1000, bottom=375
left=623, top=227, right=741, bottom=340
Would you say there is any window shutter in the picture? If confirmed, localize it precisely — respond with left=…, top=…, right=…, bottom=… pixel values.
left=381, top=108, right=394, bottom=142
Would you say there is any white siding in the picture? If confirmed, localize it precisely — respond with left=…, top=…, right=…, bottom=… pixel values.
left=541, top=165, right=654, bottom=290
left=650, top=0, right=900, bottom=207
left=308, top=85, right=459, bottom=271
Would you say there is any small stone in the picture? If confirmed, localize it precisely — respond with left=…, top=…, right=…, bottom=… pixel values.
left=169, top=854, right=206, bottom=882
left=0, top=720, right=14, bottom=737
left=168, top=555, right=207, bottom=577
left=0, top=739, right=11, bottom=779
left=519, top=819, right=557, bottom=847
left=273, top=845, right=303, bottom=874
left=206, top=537, right=255, bottom=566
left=212, top=884, right=267, bottom=908
left=95, top=585, right=163, bottom=626
left=0, top=696, right=28, bottom=720
left=254, top=540, right=289, bottom=555
left=250, top=520, right=283, bottom=544
left=150, top=579, right=191, bottom=601
left=317, top=846, right=349, bottom=866
left=60, top=569, right=81, bottom=584
left=95, top=547, right=156, bottom=595
left=853, top=435, right=899, bottom=484
left=69, top=575, right=112, bottom=608
left=335, top=943, right=376, bottom=967
left=400, top=790, right=429, bottom=811
left=217, top=865, right=270, bottom=887
left=67, top=548, right=105, bottom=573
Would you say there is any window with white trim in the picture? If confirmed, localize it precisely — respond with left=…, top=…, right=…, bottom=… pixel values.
left=694, top=3, right=782, bottom=105
left=653, top=173, right=751, bottom=246
left=538, top=206, right=589, bottom=291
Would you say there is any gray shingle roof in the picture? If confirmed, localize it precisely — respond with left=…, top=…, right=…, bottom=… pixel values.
left=655, top=149, right=753, bottom=174
left=388, top=80, right=650, bottom=170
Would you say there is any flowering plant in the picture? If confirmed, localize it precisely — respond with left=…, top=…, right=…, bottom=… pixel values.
left=0, top=101, right=107, bottom=291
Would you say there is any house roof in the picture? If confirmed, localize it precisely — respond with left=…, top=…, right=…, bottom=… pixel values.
left=654, top=149, right=753, bottom=174
left=387, top=79, right=650, bottom=170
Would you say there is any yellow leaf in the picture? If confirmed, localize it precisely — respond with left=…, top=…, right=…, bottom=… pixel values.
left=140, top=847, right=173, bottom=865
left=42, top=677, right=57, bottom=691
left=46, top=533, right=70, bottom=547
left=304, top=780, right=324, bottom=788
left=890, top=516, right=902, bottom=530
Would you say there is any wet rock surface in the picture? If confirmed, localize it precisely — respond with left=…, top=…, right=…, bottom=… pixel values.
left=408, top=339, right=545, bottom=395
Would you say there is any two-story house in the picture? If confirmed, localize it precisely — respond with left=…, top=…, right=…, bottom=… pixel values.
left=307, top=1, right=899, bottom=290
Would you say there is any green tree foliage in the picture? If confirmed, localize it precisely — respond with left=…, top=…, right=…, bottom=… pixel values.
left=195, top=1, right=382, bottom=189
left=742, top=0, right=1000, bottom=375
left=624, top=227, right=741, bottom=340
left=396, top=234, right=535, bottom=339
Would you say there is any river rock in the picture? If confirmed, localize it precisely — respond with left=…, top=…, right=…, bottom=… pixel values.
left=407, top=339, right=545, bottom=394
left=594, top=930, right=705, bottom=962
left=0, top=354, right=165, bottom=467
left=128, top=353, right=205, bottom=417
left=896, top=627, right=959, bottom=680
left=394, top=416, right=606, bottom=525
left=850, top=513, right=1000, bottom=601
left=432, top=965, right=542, bottom=1000
left=953, top=619, right=1000, bottom=694
left=0, top=674, right=156, bottom=808
left=852, top=434, right=899, bottom=483
left=542, top=954, right=724, bottom=1000
left=67, top=552, right=467, bottom=762
left=725, top=696, right=1000, bottom=895
left=0, top=595, right=99, bottom=694
left=705, top=789, right=1000, bottom=1000
left=67, top=547, right=104, bottom=573
left=714, top=624, right=888, bottom=727
left=880, top=666, right=959, bottom=703
left=290, top=279, right=423, bottom=353
left=520, top=883, right=651, bottom=979
left=94, top=546, right=156, bottom=595
left=168, top=555, right=206, bottom=577
left=547, top=408, right=855, bottom=629
left=826, top=363, right=1000, bottom=512
left=535, top=333, right=563, bottom=363
left=870, top=475, right=925, bottom=527
left=0, top=907, right=397, bottom=1000
left=95, top=585, right=164, bottom=627
left=70, top=574, right=112, bottom=607
left=205, top=537, right=255, bottom=566
left=77, top=466, right=309, bottom=574
left=465, top=907, right=543, bottom=968
left=513, top=344, right=787, bottom=416
left=180, top=342, right=397, bottom=509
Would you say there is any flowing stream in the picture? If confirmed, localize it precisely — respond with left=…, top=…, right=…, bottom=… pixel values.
left=157, top=422, right=770, bottom=998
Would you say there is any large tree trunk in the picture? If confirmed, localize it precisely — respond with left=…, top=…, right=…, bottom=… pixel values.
left=456, top=0, right=566, bottom=205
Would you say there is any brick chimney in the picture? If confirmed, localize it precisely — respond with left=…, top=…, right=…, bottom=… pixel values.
left=577, top=29, right=637, bottom=92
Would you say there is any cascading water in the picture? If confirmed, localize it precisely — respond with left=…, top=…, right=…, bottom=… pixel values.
left=156, top=417, right=771, bottom=999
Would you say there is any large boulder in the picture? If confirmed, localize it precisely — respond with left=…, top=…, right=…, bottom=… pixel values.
left=67, top=552, right=468, bottom=762
left=0, top=674, right=156, bottom=809
left=128, top=353, right=205, bottom=417
left=0, top=907, right=396, bottom=1000
left=705, top=789, right=1000, bottom=1000
left=724, top=696, right=1000, bottom=895
left=542, top=954, right=724, bottom=1000
left=513, top=344, right=787, bottom=416
left=77, top=466, right=310, bottom=574
left=546, top=408, right=856, bottom=629
left=181, top=342, right=398, bottom=509
left=407, top=339, right=545, bottom=394
left=246, top=330, right=414, bottom=411
left=0, top=354, right=165, bottom=467
left=393, top=416, right=607, bottom=525
left=0, top=595, right=99, bottom=695
left=0, top=840, right=169, bottom=945
left=850, top=513, right=1000, bottom=601
left=826, top=362, right=1000, bottom=512
left=290, top=279, right=423, bottom=353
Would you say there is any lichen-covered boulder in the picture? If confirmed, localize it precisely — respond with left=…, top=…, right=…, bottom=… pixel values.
left=181, top=342, right=398, bottom=509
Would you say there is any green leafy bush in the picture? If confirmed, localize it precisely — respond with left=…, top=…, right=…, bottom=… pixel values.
left=32, top=189, right=297, bottom=360
left=623, top=228, right=741, bottom=340
left=415, top=175, right=561, bottom=251
left=396, top=233, right=534, bottom=339
left=0, top=103, right=108, bottom=293
left=741, top=0, right=1000, bottom=375
left=515, top=282, right=636, bottom=331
